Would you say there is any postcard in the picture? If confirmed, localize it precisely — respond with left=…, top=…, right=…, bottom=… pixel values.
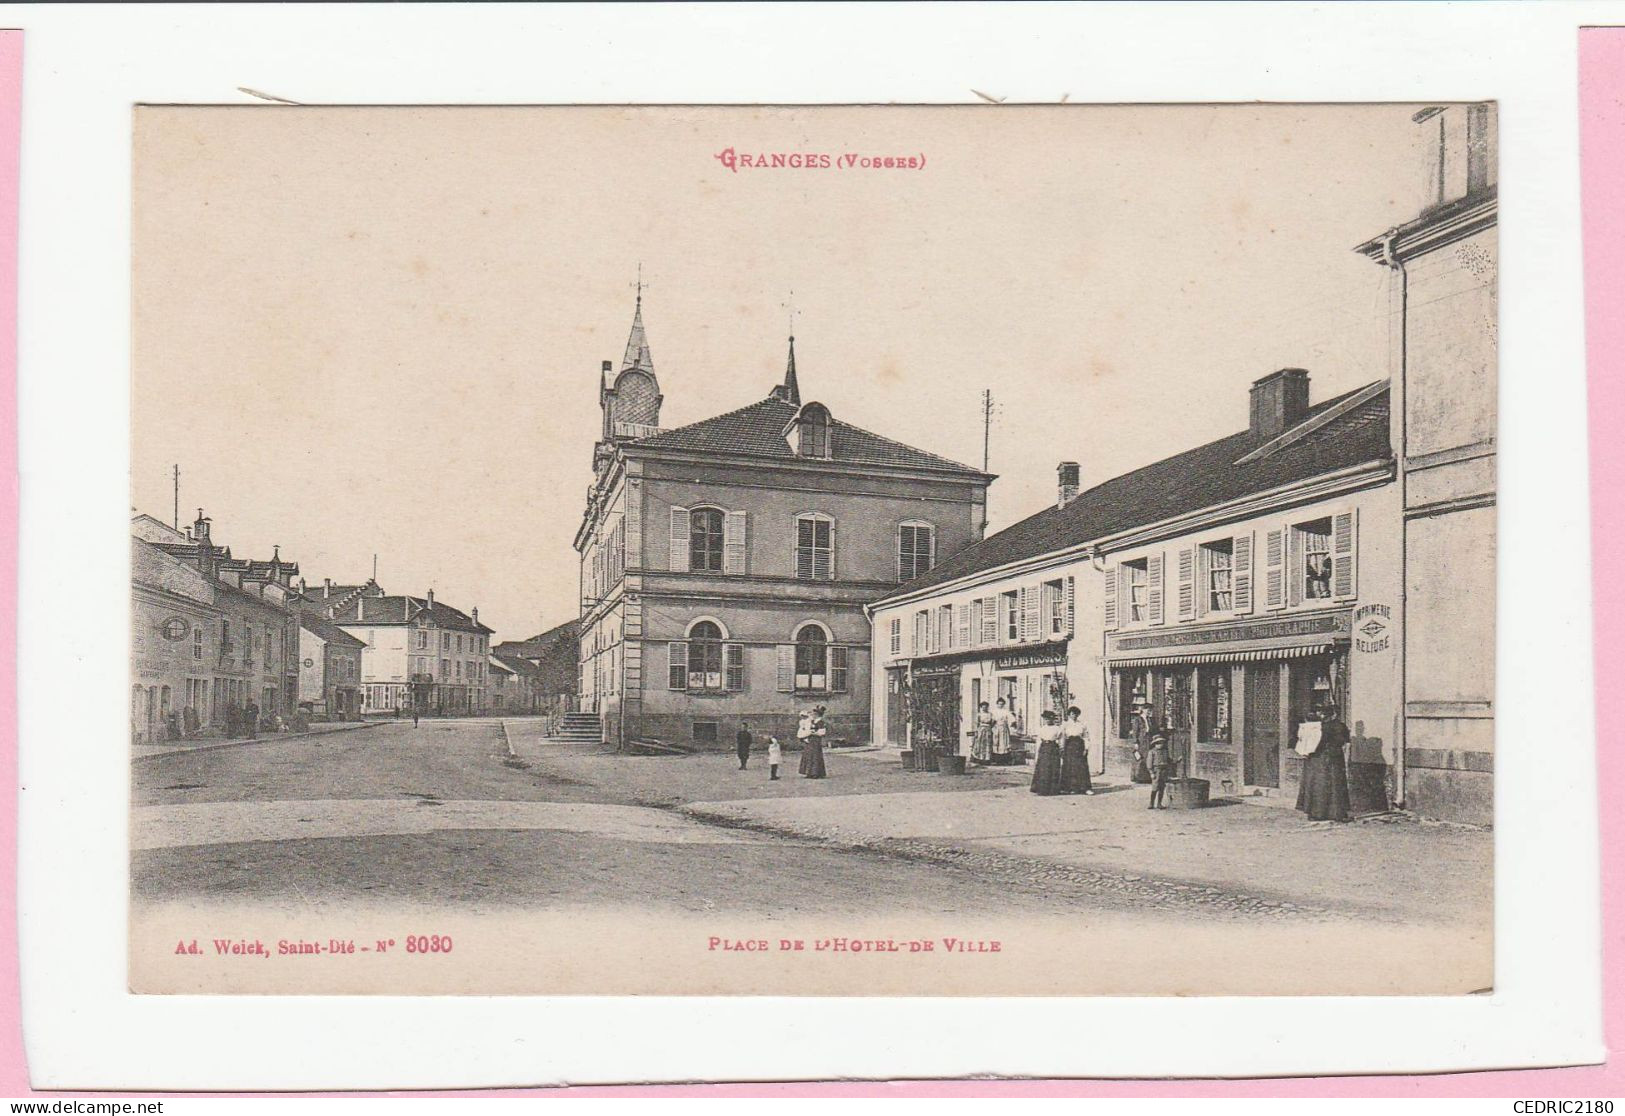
left=127, top=103, right=1496, bottom=997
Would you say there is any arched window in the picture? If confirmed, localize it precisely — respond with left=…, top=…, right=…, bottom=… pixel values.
left=798, top=404, right=831, bottom=458
left=689, top=508, right=725, bottom=572
left=688, top=620, right=725, bottom=690
left=794, top=624, right=828, bottom=691
left=795, top=513, right=834, bottom=580
left=898, top=520, right=936, bottom=581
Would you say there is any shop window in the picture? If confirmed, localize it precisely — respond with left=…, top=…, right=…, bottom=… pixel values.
left=1198, top=667, right=1231, bottom=743
left=1124, top=559, right=1149, bottom=623
left=1297, top=518, right=1334, bottom=601
left=1203, top=539, right=1234, bottom=612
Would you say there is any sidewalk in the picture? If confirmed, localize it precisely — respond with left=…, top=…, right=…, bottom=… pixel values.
left=131, top=720, right=379, bottom=761
left=679, top=748, right=1492, bottom=927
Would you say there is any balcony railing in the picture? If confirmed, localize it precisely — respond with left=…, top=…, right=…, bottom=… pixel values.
left=613, top=421, right=663, bottom=441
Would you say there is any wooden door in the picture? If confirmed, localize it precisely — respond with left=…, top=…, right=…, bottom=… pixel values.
left=1244, top=663, right=1281, bottom=787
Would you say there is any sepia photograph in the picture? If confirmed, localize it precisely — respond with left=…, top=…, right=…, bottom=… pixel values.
left=127, top=102, right=1497, bottom=997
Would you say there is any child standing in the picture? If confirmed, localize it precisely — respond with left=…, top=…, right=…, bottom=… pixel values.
left=767, top=735, right=782, bottom=781
left=1148, top=731, right=1173, bottom=809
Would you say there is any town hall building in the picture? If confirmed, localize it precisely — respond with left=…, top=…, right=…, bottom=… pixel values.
left=574, top=297, right=993, bottom=749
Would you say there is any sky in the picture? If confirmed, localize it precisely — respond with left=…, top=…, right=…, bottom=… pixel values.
left=132, top=104, right=1430, bottom=641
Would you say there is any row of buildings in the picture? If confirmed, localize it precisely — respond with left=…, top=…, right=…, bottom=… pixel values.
left=574, top=103, right=1495, bottom=823
left=133, top=513, right=577, bottom=742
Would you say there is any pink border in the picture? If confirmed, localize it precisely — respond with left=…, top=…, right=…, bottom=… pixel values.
left=0, top=27, right=1618, bottom=1097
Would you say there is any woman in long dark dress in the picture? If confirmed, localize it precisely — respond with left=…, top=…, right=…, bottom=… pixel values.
left=1295, top=708, right=1351, bottom=821
left=1129, top=703, right=1154, bottom=783
left=1030, top=710, right=1064, bottom=795
left=798, top=707, right=828, bottom=779
left=1060, top=706, right=1093, bottom=795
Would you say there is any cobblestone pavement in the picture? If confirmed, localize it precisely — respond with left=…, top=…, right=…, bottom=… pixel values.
left=132, top=718, right=1490, bottom=927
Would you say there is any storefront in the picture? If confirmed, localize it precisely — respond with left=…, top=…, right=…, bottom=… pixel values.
left=905, top=640, right=1076, bottom=758
left=1104, top=609, right=1381, bottom=809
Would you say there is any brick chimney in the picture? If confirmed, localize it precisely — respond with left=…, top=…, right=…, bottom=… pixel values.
left=472, top=607, right=479, bottom=626
left=323, top=578, right=332, bottom=598
left=426, top=588, right=435, bottom=609
left=1249, top=369, right=1310, bottom=441
left=191, top=508, right=215, bottom=576
left=1057, top=461, right=1080, bottom=508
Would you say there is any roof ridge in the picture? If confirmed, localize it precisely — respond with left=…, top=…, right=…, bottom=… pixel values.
left=1233, top=379, right=1388, bottom=465
left=830, top=414, right=985, bottom=475
left=878, top=381, right=1390, bottom=603
left=634, top=395, right=794, bottom=443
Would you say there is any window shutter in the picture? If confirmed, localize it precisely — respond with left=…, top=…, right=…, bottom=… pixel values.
left=776, top=644, right=795, bottom=692
left=826, top=518, right=837, bottom=580
left=1177, top=547, right=1195, bottom=621
left=1264, top=528, right=1285, bottom=610
left=795, top=518, right=813, bottom=580
left=669, top=507, right=689, bottom=572
left=1196, top=546, right=1211, bottom=618
left=1065, top=576, right=1075, bottom=637
left=1148, top=554, right=1165, bottom=625
left=895, top=526, right=906, bottom=581
left=1021, top=586, right=1040, bottom=642
left=1104, top=565, right=1118, bottom=631
left=1287, top=523, right=1303, bottom=608
left=723, top=511, right=748, bottom=574
left=830, top=646, right=849, bottom=693
left=667, top=642, right=687, bottom=690
left=724, top=643, right=745, bottom=691
left=980, top=596, right=999, bottom=643
left=1233, top=533, right=1254, bottom=615
left=1333, top=509, right=1358, bottom=600
left=956, top=603, right=971, bottom=647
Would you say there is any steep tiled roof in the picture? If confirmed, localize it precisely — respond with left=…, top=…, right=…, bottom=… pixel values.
left=327, top=594, right=492, bottom=634
left=490, top=651, right=537, bottom=678
left=299, top=613, right=366, bottom=648
left=878, top=381, right=1391, bottom=602
left=631, top=394, right=986, bottom=477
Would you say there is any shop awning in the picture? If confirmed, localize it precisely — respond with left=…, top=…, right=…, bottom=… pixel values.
left=1108, top=643, right=1336, bottom=669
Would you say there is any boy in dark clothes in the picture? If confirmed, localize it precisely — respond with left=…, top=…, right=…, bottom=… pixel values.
left=1148, top=731, right=1173, bottom=809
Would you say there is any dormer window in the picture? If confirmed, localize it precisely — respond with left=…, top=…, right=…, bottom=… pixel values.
left=796, top=403, right=831, bottom=458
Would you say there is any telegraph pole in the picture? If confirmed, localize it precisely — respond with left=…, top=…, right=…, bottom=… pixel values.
left=981, top=389, right=993, bottom=473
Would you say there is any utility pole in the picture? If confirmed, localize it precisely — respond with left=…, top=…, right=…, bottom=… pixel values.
left=172, top=464, right=180, bottom=530
left=981, top=389, right=994, bottom=473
